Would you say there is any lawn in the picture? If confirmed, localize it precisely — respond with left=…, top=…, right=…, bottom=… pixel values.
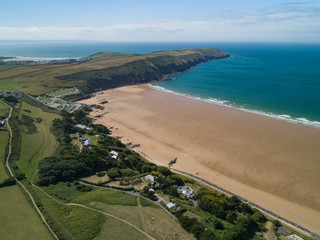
left=74, top=189, right=137, bottom=206
left=33, top=185, right=105, bottom=240
left=18, top=101, right=60, bottom=179
left=0, top=185, right=52, bottom=240
left=0, top=100, right=9, bottom=118
left=0, top=130, right=9, bottom=182
left=0, top=78, right=15, bottom=91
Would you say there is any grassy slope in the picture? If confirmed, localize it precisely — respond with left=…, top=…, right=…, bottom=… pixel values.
left=5, top=48, right=228, bottom=95
left=0, top=101, right=9, bottom=182
left=0, top=185, right=52, bottom=240
left=0, top=78, right=15, bottom=91
left=18, top=101, right=60, bottom=179
left=0, top=100, right=9, bottom=118
left=40, top=183, right=194, bottom=240
left=0, top=130, right=9, bottom=182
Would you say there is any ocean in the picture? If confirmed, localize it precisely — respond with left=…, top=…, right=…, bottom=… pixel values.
left=1, top=41, right=319, bottom=128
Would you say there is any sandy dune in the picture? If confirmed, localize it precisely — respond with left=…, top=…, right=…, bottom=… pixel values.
left=79, top=84, right=320, bottom=235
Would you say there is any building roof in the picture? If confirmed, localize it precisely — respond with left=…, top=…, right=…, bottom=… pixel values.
left=277, top=226, right=291, bottom=235
left=84, top=139, right=92, bottom=146
left=145, top=174, right=155, bottom=184
left=110, top=150, right=118, bottom=159
left=79, top=136, right=90, bottom=141
left=166, top=202, right=176, bottom=209
left=287, top=234, right=304, bottom=240
left=177, top=186, right=194, bottom=198
left=75, top=124, right=90, bottom=130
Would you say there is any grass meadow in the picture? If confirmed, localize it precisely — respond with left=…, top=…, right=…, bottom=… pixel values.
left=0, top=185, right=52, bottom=240
left=0, top=130, right=9, bottom=182
left=0, top=78, right=15, bottom=91
left=18, top=101, right=60, bottom=179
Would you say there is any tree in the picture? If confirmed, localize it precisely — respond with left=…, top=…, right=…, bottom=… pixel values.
left=157, top=166, right=171, bottom=176
left=272, top=220, right=281, bottom=228
left=107, top=168, right=122, bottom=180
left=168, top=186, right=179, bottom=197
left=213, top=219, right=224, bottom=230
left=170, top=174, right=184, bottom=186
left=226, top=211, right=237, bottom=223
left=251, top=211, right=267, bottom=223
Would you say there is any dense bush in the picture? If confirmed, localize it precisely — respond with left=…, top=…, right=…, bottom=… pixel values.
left=0, top=177, right=16, bottom=188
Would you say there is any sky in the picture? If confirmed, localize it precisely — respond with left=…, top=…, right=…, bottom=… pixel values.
left=0, top=0, right=319, bottom=42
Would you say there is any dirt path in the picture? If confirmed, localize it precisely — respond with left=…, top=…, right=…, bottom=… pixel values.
left=1, top=100, right=59, bottom=240
left=137, top=197, right=148, bottom=233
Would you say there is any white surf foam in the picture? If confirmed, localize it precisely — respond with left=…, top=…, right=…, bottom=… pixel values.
left=148, top=84, right=320, bottom=129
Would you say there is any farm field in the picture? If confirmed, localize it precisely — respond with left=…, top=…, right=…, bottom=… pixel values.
left=0, top=100, right=9, bottom=118
left=0, top=185, right=52, bottom=240
left=18, top=101, right=60, bottom=179
left=0, top=130, right=9, bottom=182
left=0, top=65, right=21, bottom=72
left=0, top=66, right=42, bottom=79
left=0, top=78, right=15, bottom=91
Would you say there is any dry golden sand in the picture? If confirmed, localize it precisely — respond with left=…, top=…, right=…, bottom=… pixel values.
left=79, top=85, right=320, bottom=235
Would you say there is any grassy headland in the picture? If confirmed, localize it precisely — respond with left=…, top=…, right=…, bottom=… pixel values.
left=0, top=48, right=229, bottom=96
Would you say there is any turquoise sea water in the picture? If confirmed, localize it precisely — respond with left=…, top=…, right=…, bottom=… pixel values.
left=1, top=41, right=319, bottom=128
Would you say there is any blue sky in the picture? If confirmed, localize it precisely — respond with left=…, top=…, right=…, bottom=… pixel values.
left=0, top=0, right=319, bottom=42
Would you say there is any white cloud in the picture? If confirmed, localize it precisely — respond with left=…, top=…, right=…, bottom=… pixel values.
left=0, top=5, right=319, bottom=42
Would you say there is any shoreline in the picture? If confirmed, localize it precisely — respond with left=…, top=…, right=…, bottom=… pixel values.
left=147, top=83, right=320, bottom=130
left=79, top=84, right=320, bottom=236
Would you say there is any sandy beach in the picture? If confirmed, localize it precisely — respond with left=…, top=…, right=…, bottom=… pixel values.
left=79, top=84, right=320, bottom=235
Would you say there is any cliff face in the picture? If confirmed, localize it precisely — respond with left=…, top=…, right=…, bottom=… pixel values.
left=57, top=48, right=229, bottom=93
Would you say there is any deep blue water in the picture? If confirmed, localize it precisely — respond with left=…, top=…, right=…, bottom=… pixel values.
left=0, top=41, right=319, bottom=128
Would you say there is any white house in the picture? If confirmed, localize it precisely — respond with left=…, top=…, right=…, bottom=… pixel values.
left=145, top=174, right=155, bottom=185
left=110, top=150, right=118, bottom=159
left=166, top=202, right=176, bottom=209
left=75, top=124, right=91, bottom=131
left=177, top=186, right=194, bottom=199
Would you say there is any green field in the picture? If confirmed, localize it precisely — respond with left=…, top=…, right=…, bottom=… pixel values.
left=18, top=101, right=60, bottom=179
left=0, top=78, right=15, bottom=91
left=38, top=183, right=194, bottom=240
left=0, top=130, right=9, bottom=182
left=0, top=100, right=9, bottom=118
left=0, top=65, right=20, bottom=72
left=0, top=185, right=52, bottom=240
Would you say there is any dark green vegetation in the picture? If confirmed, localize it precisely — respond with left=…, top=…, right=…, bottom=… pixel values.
left=37, top=108, right=157, bottom=185
left=0, top=48, right=229, bottom=96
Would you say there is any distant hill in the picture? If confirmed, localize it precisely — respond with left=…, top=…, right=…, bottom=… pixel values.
left=59, top=48, right=230, bottom=93
left=0, top=48, right=229, bottom=96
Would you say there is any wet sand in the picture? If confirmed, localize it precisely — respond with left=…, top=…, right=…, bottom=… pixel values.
left=79, top=84, right=320, bottom=235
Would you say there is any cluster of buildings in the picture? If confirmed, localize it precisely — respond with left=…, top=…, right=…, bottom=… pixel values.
left=0, top=91, right=24, bottom=99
